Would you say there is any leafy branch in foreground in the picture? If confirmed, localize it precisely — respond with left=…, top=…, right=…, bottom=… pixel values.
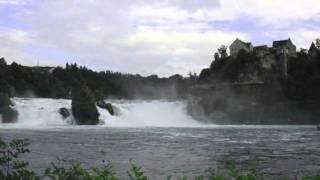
left=44, top=159, right=118, bottom=180
left=0, top=138, right=39, bottom=180
left=1, top=137, right=320, bottom=180
left=127, top=162, right=148, bottom=180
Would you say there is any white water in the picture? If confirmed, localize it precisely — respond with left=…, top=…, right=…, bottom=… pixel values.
left=2, top=98, right=204, bottom=128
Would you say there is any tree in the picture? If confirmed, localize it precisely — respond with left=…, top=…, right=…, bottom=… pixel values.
left=299, top=48, right=307, bottom=54
left=93, top=89, right=105, bottom=102
left=316, top=38, right=320, bottom=49
left=214, top=52, right=220, bottom=61
left=199, top=68, right=211, bottom=81
left=0, top=57, right=6, bottom=67
left=188, top=72, right=198, bottom=85
left=71, top=87, right=99, bottom=125
left=0, top=80, right=14, bottom=97
left=218, top=45, right=228, bottom=58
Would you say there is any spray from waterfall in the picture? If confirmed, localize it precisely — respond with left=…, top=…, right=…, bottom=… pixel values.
left=2, top=98, right=204, bottom=128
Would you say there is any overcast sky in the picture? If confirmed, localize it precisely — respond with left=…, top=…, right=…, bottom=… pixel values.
left=0, top=0, right=319, bottom=76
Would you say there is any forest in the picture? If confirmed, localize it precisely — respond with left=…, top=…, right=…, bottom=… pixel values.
left=0, top=58, right=194, bottom=100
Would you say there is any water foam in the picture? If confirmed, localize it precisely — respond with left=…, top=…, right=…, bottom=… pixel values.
left=1, top=98, right=204, bottom=128
left=99, top=100, right=202, bottom=127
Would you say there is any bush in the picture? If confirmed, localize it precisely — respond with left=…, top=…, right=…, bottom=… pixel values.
left=71, top=87, right=100, bottom=125
left=0, top=138, right=39, bottom=179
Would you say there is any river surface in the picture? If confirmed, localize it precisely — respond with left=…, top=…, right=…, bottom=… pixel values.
left=0, top=126, right=320, bottom=179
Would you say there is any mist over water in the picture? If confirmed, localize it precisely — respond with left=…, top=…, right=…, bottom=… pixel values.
left=7, top=98, right=204, bottom=128
left=12, top=98, right=72, bottom=127
left=100, top=100, right=203, bottom=127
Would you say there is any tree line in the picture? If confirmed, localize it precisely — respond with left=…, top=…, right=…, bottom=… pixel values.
left=0, top=58, right=194, bottom=100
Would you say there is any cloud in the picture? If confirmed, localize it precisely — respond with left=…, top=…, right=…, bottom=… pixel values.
left=0, top=0, right=23, bottom=5
left=16, top=0, right=246, bottom=76
left=0, top=27, right=34, bottom=64
left=264, top=29, right=320, bottom=49
left=0, top=0, right=319, bottom=76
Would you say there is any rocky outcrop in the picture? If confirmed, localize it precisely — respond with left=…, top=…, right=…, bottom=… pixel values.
left=0, top=107, right=18, bottom=123
left=188, top=83, right=320, bottom=124
left=97, top=100, right=115, bottom=116
left=71, top=87, right=100, bottom=125
left=0, top=93, right=18, bottom=123
left=58, top=108, right=70, bottom=119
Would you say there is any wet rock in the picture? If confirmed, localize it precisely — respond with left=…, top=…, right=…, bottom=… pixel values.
left=0, top=107, right=18, bottom=123
left=58, top=108, right=70, bottom=119
left=97, top=100, right=115, bottom=116
left=72, top=88, right=99, bottom=125
left=0, top=93, right=18, bottom=123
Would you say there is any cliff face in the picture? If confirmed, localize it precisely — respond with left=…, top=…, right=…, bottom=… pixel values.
left=187, top=83, right=320, bottom=124
left=190, top=47, right=320, bottom=124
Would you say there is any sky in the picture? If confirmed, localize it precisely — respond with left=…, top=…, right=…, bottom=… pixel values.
left=0, top=0, right=319, bottom=77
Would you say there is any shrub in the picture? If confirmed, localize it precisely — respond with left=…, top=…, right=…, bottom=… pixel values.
left=127, top=163, right=148, bottom=180
left=71, top=87, right=100, bottom=125
left=45, top=160, right=119, bottom=180
left=0, top=138, right=39, bottom=179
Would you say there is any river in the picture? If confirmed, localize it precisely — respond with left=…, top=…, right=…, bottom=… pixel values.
left=0, top=98, right=319, bottom=179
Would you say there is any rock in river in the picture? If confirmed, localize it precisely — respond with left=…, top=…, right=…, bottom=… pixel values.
left=58, top=107, right=70, bottom=119
left=97, top=100, right=115, bottom=116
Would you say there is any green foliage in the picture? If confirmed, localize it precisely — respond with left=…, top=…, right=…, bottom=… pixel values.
left=93, top=90, right=105, bottom=102
left=0, top=57, right=7, bottom=67
left=0, top=138, right=39, bottom=180
left=218, top=45, right=228, bottom=58
left=0, top=61, right=191, bottom=99
left=93, top=163, right=119, bottom=180
left=302, top=175, right=320, bottom=180
left=199, top=68, right=212, bottom=82
left=0, top=80, right=14, bottom=97
left=44, top=159, right=119, bottom=180
left=316, top=38, right=320, bottom=49
left=43, top=159, right=120, bottom=180
left=72, top=87, right=100, bottom=125
left=127, top=163, right=148, bottom=180
left=45, top=161, right=91, bottom=180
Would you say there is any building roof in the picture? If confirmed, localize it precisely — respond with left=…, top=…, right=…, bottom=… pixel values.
left=244, top=42, right=252, bottom=48
left=253, top=45, right=268, bottom=51
left=272, top=38, right=293, bottom=47
left=233, top=38, right=252, bottom=48
left=309, top=42, right=319, bottom=52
